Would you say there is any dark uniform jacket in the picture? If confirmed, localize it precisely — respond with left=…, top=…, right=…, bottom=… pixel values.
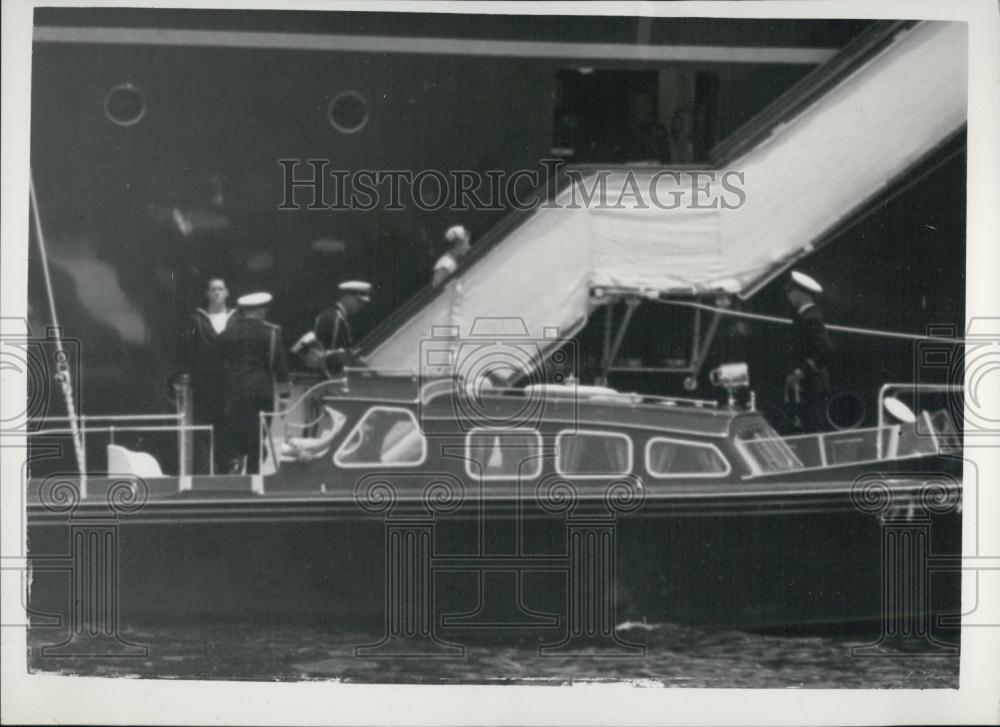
left=183, top=308, right=235, bottom=387
left=222, top=314, right=290, bottom=403
left=314, top=302, right=352, bottom=351
left=792, top=303, right=834, bottom=392
left=182, top=308, right=237, bottom=429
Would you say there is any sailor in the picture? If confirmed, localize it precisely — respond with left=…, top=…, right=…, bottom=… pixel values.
left=293, top=281, right=371, bottom=375
left=181, top=276, right=236, bottom=470
left=432, top=225, right=471, bottom=286
left=222, top=292, right=289, bottom=474
left=785, top=271, right=834, bottom=433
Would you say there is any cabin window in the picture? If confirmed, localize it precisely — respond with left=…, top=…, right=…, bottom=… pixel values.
left=733, top=421, right=803, bottom=475
left=334, top=407, right=426, bottom=468
left=645, top=437, right=730, bottom=478
left=556, top=430, right=632, bottom=478
left=465, top=428, right=542, bottom=480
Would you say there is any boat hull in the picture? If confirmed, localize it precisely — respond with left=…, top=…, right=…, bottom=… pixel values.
left=25, top=473, right=962, bottom=649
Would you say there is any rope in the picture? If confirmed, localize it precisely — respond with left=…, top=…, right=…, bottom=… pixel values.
left=29, top=172, right=87, bottom=485
left=657, top=299, right=969, bottom=345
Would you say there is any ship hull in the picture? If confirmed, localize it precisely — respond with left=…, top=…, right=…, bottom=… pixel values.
left=26, top=472, right=961, bottom=648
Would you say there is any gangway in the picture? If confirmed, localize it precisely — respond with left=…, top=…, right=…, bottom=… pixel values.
left=358, top=20, right=967, bottom=381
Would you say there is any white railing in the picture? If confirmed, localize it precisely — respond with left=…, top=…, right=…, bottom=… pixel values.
left=418, top=378, right=719, bottom=410
left=735, top=422, right=941, bottom=478
left=877, top=382, right=963, bottom=457
left=28, top=414, right=214, bottom=496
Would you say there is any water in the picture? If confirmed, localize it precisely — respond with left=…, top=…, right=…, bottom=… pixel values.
left=27, top=623, right=958, bottom=687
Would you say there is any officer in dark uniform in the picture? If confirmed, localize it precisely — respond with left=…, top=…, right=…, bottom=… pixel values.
left=314, top=281, right=371, bottom=350
left=222, top=292, right=289, bottom=474
left=785, top=271, right=834, bottom=433
left=181, top=277, right=236, bottom=470
left=292, top=281, right=371, bottom=375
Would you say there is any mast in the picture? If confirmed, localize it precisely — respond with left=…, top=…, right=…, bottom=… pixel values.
left=29, top=171, right=87, bottom=495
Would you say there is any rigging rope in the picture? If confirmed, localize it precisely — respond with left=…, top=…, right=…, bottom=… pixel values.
left=656, top=299, right=969, bottom=345
left=29, top=171, right=87, bottom=485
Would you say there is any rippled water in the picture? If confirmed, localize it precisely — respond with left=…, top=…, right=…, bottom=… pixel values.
left=27, top=623, right=958, bottom=687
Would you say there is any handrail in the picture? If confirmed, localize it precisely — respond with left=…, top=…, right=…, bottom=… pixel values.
left=26, top=422, right=215, bottom=484
left=281, top=377, right=349, bottom=420
left=355, top=166, right=595, bottom=358
left=736, top=422, right=939, bottom=479
left=419, top=378, right=455, bottom=406
left=418, top=378, right=719, bottom=410
left=876, top=382, right=963, bottom=459
left=641, top=393, right=718, bottom=409
left=876, top=382, right=964, bottom=429
left=40, top=413, right=182, bottom=422
left=27, top=425, right=211, bottom=436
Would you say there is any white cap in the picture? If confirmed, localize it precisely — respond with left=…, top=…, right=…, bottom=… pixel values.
left=789, top=270, right=823, bottom=295
left=236, top=291, right=272, bottom=308
left=444, top=225, right=469, bottom=243
left=339, top=280, right=372, bottom=301
left=290, top=330, right=317, bottom=353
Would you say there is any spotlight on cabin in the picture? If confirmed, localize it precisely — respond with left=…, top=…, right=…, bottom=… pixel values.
left=883, top=396, right=917, bottom=424
left=710, top=362, right=754, bottom=410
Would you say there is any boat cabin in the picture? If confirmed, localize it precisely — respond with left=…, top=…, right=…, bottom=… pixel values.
left=25, top=368, right=959, bottom=501
left=258, top=370, right=955, bottom=496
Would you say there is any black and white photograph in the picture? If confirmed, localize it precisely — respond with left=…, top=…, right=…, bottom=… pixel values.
left=1, top=1, right=998, bottom=724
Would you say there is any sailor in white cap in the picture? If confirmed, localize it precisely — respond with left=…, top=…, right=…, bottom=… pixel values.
left=432, top=224, right=471, bottom=286
left=235, top=291, right=273, bottom=308
left=784, top=271, right=834, bottom=432
left=293, top=281, right=372, bottom=375
left=789, top=270, right=823, bottom=295
left=222, top=291, right=289, bottom=473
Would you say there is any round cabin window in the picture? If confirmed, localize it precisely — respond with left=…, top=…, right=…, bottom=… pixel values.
left=104, top=83, right=146, bottom=127
left=327, top=90, right=369, bottom=134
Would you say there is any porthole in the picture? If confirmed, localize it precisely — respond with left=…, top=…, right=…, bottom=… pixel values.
left=327, top=90, right=369, bottom=134
left=104, top=83, right=146, bottom=127
left=827, top=391, right=866, bottom=430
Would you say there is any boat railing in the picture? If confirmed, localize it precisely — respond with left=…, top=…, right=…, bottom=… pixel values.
left=735, top=421, right=942, bottom=478
left=418, top=378, right=718, bottom=410
left=636, top=393, right=719, bottom=409
left=877, top=382, right=963, bottom=456
left=259, top=404, right=352, bottom=473
left=26, top=414, right=214, bottom=496
left=282, top=377, right=349, bottom=421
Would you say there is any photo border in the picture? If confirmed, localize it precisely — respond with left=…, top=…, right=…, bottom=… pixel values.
left=2, top=1, right=997, bottom=725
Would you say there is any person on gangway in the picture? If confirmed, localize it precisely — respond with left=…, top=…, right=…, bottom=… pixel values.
left=432, top=225, right=471, bottom=286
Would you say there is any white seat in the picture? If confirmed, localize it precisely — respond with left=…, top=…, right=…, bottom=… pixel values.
left=107, top=443, right=164, bottom=477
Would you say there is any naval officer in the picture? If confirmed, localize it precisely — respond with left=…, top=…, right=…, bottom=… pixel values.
left=785, top=271, right=834, bottom=433
left=222, top=292, right=289, bottom=474
left=293, top=281, right=371, bottom=375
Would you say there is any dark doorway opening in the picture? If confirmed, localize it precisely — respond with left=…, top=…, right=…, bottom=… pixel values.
left=552, top=67, right=720, bottom=165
